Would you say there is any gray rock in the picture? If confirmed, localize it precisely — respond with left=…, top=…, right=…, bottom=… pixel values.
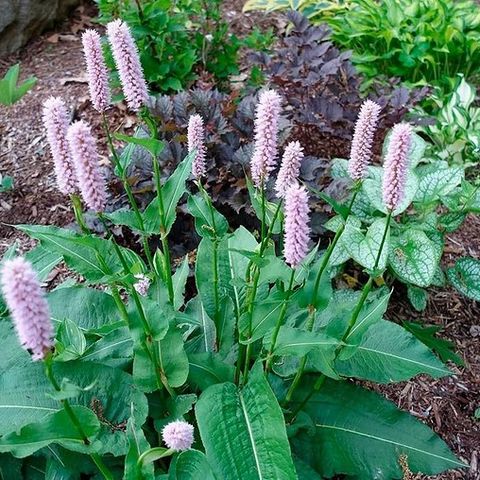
left=0, top=0, right=81, bottom=57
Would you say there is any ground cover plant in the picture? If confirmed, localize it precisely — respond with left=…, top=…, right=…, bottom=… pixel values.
left=0, top=18, right=471, bottom=479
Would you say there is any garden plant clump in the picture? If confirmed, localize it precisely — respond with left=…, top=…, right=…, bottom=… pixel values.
left=0, top=9, right=477, bottom=479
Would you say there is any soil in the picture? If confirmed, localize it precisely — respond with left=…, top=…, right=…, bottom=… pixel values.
left=0, top=2, right=478, bottom=479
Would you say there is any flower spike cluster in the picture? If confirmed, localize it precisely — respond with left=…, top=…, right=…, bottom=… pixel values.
left=348, top=99, right=381, bottom=181
left=250, top=89, right=282, bottom=187
left=42, top=97, right=77, bottom=195
left=1, top=257, right=53, bottom=361
left=275, top=141, right=304, bottom=198
left=82, top=29, right=111, bottom=112
left=162, top=420, right=194, bottom=451
left=67, top=120, right=107, bottom=212
left=107, top=19, right=149, bottom=111
left=382, top=123, right=413, bottom=212
left=188, top=114, right=207, bottom=179
left=284, top=184, right=311, bottom=268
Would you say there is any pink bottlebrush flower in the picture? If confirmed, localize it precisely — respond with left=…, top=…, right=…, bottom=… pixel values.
left=42, top=97, right=77, bottom=195
left=188, top=114, right=207, bottom=179
left=82, top=29, right=111, bottom=112
left=382, top=123, right=413, bottom=211
left=67, top=120, right=107, bottom=212
left=275, top=141, right=304, bottom=198
left=250, top=89, right=282, bottom=187
left=284, top=184, right=310, bottom=268
left=133, top=274, right=150, bottom=296
left=348, top=99, right=382, bottom=181
left=106, top=19, right=149, bottom=111
left=1, top=257, right=53, bottom=361
left=162, top=420, right=194, bottom=451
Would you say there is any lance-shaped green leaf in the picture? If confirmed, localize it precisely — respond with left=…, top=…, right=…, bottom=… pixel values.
left=81, top=327, right=133, bottom=367
left=104, top=208, right=144, bottom=232
left=114, top=133, right=164, bottom=157
left=196, top=365, right=297, bottom=480
left=187, top=193, right=229, bottom=239
left=389, top=230, right=439, bottom=287
left=187, top=352, right=234, bottom=391
left=157, top=325, right=189, bottom=388
left=48, top=286, right=123, bottom=333
left=414, top=165, right=464, bottom=204
left=336, top=320, right=451, bottom=383
left=24, top=246, right=62, bottom=282
left=143, top=151, right=194, bottom=235
left=55, top=319, right=87, bottom=362
left=296, top=256, right=332, bottom=310
left=173, top=255, right=190, bottom=310
left=0, top=406, right=99, bottom=458
left=246, top=177, right=284, bottom=234
left=168, top=449, right=216, bottom=480
left=0, top=64, right=36, bottom=105
left=447, top=257, right=480, bottom=301
left=180, top=296, right=216, bottom=354
left=342, top=218, right=390, bottom=272
left=17, top=225, right=143, bottom=284
left=291, top=380, right=466, bottom=479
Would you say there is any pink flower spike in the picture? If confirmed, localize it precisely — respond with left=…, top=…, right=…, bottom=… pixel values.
left=82, top=29, right=111, bottom=112
left=250, top=89, right=282, bottom=187
left=106, top=19, right=149, bottom=111
left=67, top=120, right=107, bottom=212
left=348, top=100, right=381, bottom=181
left=1, top=257, right=53, bottom=361
left=134, top=274, right=151, bottom=296
left=275, top=141, right=304, bottom=198
left=284, top=184, right=310, bottom=268
left=382, top=123, right=413, bottom=212
left=162, top=420, right=194, bottom=451
left=188, top=114, right=207, bottom=179
left=42, top=97, right=77, bottom=195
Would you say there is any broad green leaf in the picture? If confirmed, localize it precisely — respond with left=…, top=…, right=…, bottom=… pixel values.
left=246, top=177, right=284, bottom=234
left=187, top=193, right=229, bottom=239
left=157, top=325, right=189, bottom=388
left=196, top=365, right=297, bottom=480
left=188, top=352, right=234, bottom=391
left=447, top=257, right=480, bottom=301
left=291, top=380, right=466, bottom=479
left=172, top=255, right=190, bottom=310
left=81, top=327, right=133, bottom=367
left=0, top=406, right=99, bottom=458
left=414, top=166, right=464, bottom=204
left=48, top=286, right=122, bottom=333
left=389, top=230, right=439, bottom=287
left=403, top=321, right=463, bottom=366
left=168, top=450, right=216, bottom=480
left=336, top=320, right=450, bottom=383
left=143, top=151, right=194, bottom=235
left=24, top=246, right=62, bottom=282
left=0, top=64, right=36, bottom=105
left=181, top=296, right=216, bottom=354
left=104, top=208, right=143, bottom=232
left=342, top=218, right=390, bottom=272
left=217, top=296, right=235, bottom=356
left=55, top=319, right=87, bottom=362
left=17, top=225, right=143, bottom=283
left=114, top=133, right=164, bottom=157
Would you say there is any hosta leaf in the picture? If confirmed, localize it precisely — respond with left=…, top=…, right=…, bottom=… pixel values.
left=291, top=380, right=466, bottom=479
left=336, top=320, right=450, bottom=383
left=388, top=230, right=439, bottom=287
left=447, top=257, right=480, bottom=301
left=187, top=193, right=229, bottom=239
left=143, top=151, right=194, bottom=235
left=342, top=218, right=390, bottom=272
left=414, top=166, right=464, bottom=204
left=0, top=406, right=99, bottom=458
left=195, top=365, right=297, bottom=480
left=168, top=450, right=216, bottom=480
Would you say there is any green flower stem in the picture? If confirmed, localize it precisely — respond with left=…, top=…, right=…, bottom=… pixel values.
left=197, top=181, right=221, bottom=333
left=101, top=112, right=154, bottom=271
left=288, top=210, right=392, bottom=418
left=265, top=268, right=296, bottom=372
left=44, top=356, right=113, bottom=480
left=70, top=194, right=89, bottom=234
left=283, top=184, right=361, bottom=404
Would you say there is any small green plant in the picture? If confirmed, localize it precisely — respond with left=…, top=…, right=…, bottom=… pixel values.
left=0, top=174, right=13, bottom=193
left=0, top=63, right=36, bottom=106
